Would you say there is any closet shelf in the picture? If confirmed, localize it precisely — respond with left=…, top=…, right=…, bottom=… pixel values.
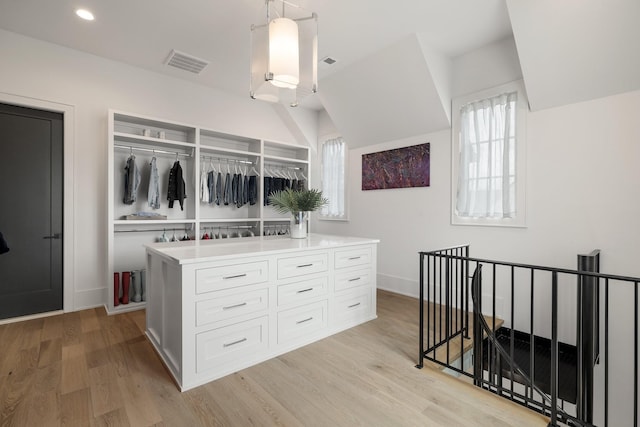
left=199, top=145, right=260, bottom=158
left=114, top=132, right=196, bottom=149
left=199, top=218, right=261, bottom=224
left=108, top=109, right=310, bottom=315
left=263, top=154, right=309, bottom=165
left=109, top=300, right=146, bottom=314
left=263, top=217, right=294, bottom=222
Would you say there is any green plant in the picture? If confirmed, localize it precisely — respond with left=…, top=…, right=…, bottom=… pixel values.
left=268, top=188, right=328, bottom=214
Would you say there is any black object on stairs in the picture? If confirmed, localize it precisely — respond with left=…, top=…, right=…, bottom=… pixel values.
left=482, top=327, right=578, bottom=404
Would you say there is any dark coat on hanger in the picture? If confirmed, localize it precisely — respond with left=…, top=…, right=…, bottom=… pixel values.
left=0, top=232, right=9, bottom=254
left=167, top=161, right=186, bottom=210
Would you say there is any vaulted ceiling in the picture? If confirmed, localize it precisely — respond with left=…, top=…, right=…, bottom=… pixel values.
left=0, top=0, right=638, bottom=148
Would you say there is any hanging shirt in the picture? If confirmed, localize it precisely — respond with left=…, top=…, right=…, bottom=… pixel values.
left=263, top=176, right=271, bottom=206
left=243, top=174, right=249, bottom=206
left=200, top=168, right=209, bottom=203
left=207, top=171, right=215, bottom=204
left=249, top=175, right=258, bottom=206
left=236, top=173, right=245, bottom=208
left=215, top=172, right=222, bottom=205
left=123, top=155, right=141, bottom=204
left=223, top=172, right=231, bottom=205
left=148, top=157, right=160, bottom=209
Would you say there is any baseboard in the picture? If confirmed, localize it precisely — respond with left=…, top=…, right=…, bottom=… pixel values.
left=74, top=287, right=107, bottom=311
left=0, top=310, right=64, bottom=325
left=377, top=273, right=420, bottom=299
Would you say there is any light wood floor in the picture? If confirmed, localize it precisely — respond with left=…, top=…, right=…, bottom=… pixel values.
left=0, top=290, right=548, bottom=426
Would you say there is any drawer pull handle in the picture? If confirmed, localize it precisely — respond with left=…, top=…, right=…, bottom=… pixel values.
left=348, top=256, right=361, bottom=260
left=348, top=302, right=361, bottom=309
left=223, top=273, right=247, bottom=280
left=223, top=302, right=247, bottom=310
left=296, top=263, right=313, bottom=268
left=223, top=337, right=247, bottom=348
left=296, top=317, right=313, bottom=324
left=297, top=288, right=314, bottom=294
left=348, top=277, right=361, bottom=282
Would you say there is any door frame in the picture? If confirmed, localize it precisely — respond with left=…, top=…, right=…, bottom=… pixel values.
left=0, top=91, right=75, bottom=314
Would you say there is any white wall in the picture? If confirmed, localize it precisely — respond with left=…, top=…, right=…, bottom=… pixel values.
left=314, top=36, right=640, bottom=303
left=0, top=29, right=316, bottom=310
left=313, top=42, right=640, bottom=424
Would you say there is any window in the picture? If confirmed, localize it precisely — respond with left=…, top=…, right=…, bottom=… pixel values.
left=451, top=81, right=527, bottom=227
left=320, top=137, right=347, bottom=220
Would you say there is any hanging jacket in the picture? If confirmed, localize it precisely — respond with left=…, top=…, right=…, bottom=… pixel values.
left=0, top=232, right=9, bottom=254
left=123, top=155, right=141, bottom=204
left=148, top=157, right=160, bottom=209
left=167, top=161, right=186, bottom=210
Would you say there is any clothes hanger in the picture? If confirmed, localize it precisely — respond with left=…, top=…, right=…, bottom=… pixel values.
left=250, top=161, right=260, bottom=177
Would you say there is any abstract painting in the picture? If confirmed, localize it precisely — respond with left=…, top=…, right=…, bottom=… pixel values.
left=362, top=143, right=430, bottom=190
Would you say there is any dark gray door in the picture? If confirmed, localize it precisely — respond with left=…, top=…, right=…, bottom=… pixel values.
left=0, top=102, right=63, bottom=319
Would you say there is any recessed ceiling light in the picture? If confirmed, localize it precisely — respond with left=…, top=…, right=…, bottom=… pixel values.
left=75, top=9, right=95, bottom=21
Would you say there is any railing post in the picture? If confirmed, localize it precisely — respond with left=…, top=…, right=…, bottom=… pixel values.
left=464, top=245, right=470, bottom=338
left=472, top=264, right=483, bottom=387
left=576, top=250, right=600, bottom=424
left=417, top=252, right=425, bottom=369
left=549, top=271, right=559, bottom=427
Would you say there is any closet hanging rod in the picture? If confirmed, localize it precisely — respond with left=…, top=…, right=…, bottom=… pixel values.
left=201, top=225, right=255, bottom=229
left=115, top=144, right=192, bottom=157
left=200, top=155, right=254, bottom=165
left=114, top=228, right=191, bottom=233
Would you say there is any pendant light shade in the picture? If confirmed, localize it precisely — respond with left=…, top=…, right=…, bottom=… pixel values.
left=269, top=18, right=299, bottom=89
left=250, top=0, right=317, bottom=107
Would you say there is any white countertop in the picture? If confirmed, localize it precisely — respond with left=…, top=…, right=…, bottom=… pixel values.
left=145, top=233, right=379, bottom=264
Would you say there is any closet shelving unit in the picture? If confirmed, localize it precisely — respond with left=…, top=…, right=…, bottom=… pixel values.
left=107, top=110, right=310, bottom=314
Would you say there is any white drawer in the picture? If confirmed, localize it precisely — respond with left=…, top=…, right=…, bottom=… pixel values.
left=196, top=288, right=268, bottom=327
left=334, top=268, right=372, bottom=292
left=277, top=252, right=328, bottom=280
left=196, top=261, right=269, bottom=294
left=196, top=316, right=268, bottom=373
left=334, top=290, right=372, bottom=324
left=334, top=246, right=372, bottom=269
left=277, top=300, right=327, bottom=345
left=277, top=276, right=328, bottom=307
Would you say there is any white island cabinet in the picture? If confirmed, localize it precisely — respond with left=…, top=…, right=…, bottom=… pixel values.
left=144, top=234, right=379, bottom=391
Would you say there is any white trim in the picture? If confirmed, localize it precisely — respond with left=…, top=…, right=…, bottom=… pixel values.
left=0, top=310, right=65, bottom=326
left=450, top=80, right=528, bottom=228
left=0, top=92, right=76, bottom=313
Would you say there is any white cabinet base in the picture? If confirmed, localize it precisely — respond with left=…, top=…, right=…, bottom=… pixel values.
left=145, top=234, right=378, bottom=391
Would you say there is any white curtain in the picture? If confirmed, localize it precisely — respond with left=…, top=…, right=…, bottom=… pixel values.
left=456, top=91, right=517, bottom=218
left=321, top=137, right=346, bottom=218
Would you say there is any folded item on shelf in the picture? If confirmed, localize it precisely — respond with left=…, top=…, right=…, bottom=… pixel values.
left=122, top=212, right=167, bottom=220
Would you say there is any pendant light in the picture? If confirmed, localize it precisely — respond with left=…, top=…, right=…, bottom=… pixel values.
left=269, top=17, right=299, bottom=89
left=250, top=0, right=317, bottom=106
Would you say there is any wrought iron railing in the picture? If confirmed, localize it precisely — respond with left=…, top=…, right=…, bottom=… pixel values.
left=417, top=246, right=640, bottom=427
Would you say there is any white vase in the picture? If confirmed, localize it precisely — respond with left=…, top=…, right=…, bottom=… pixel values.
left=290, top=211, right=308, bottom=238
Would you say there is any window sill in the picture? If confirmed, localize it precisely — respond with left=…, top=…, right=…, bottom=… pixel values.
left=318, top=217, right=349, bottom=222
left=452, top=215, right=527, bottom=228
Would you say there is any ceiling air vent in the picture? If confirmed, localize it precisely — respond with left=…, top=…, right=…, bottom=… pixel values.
left=321, top=56, right=337, bottom=65
left=165, top=50, right=209, bottom=74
